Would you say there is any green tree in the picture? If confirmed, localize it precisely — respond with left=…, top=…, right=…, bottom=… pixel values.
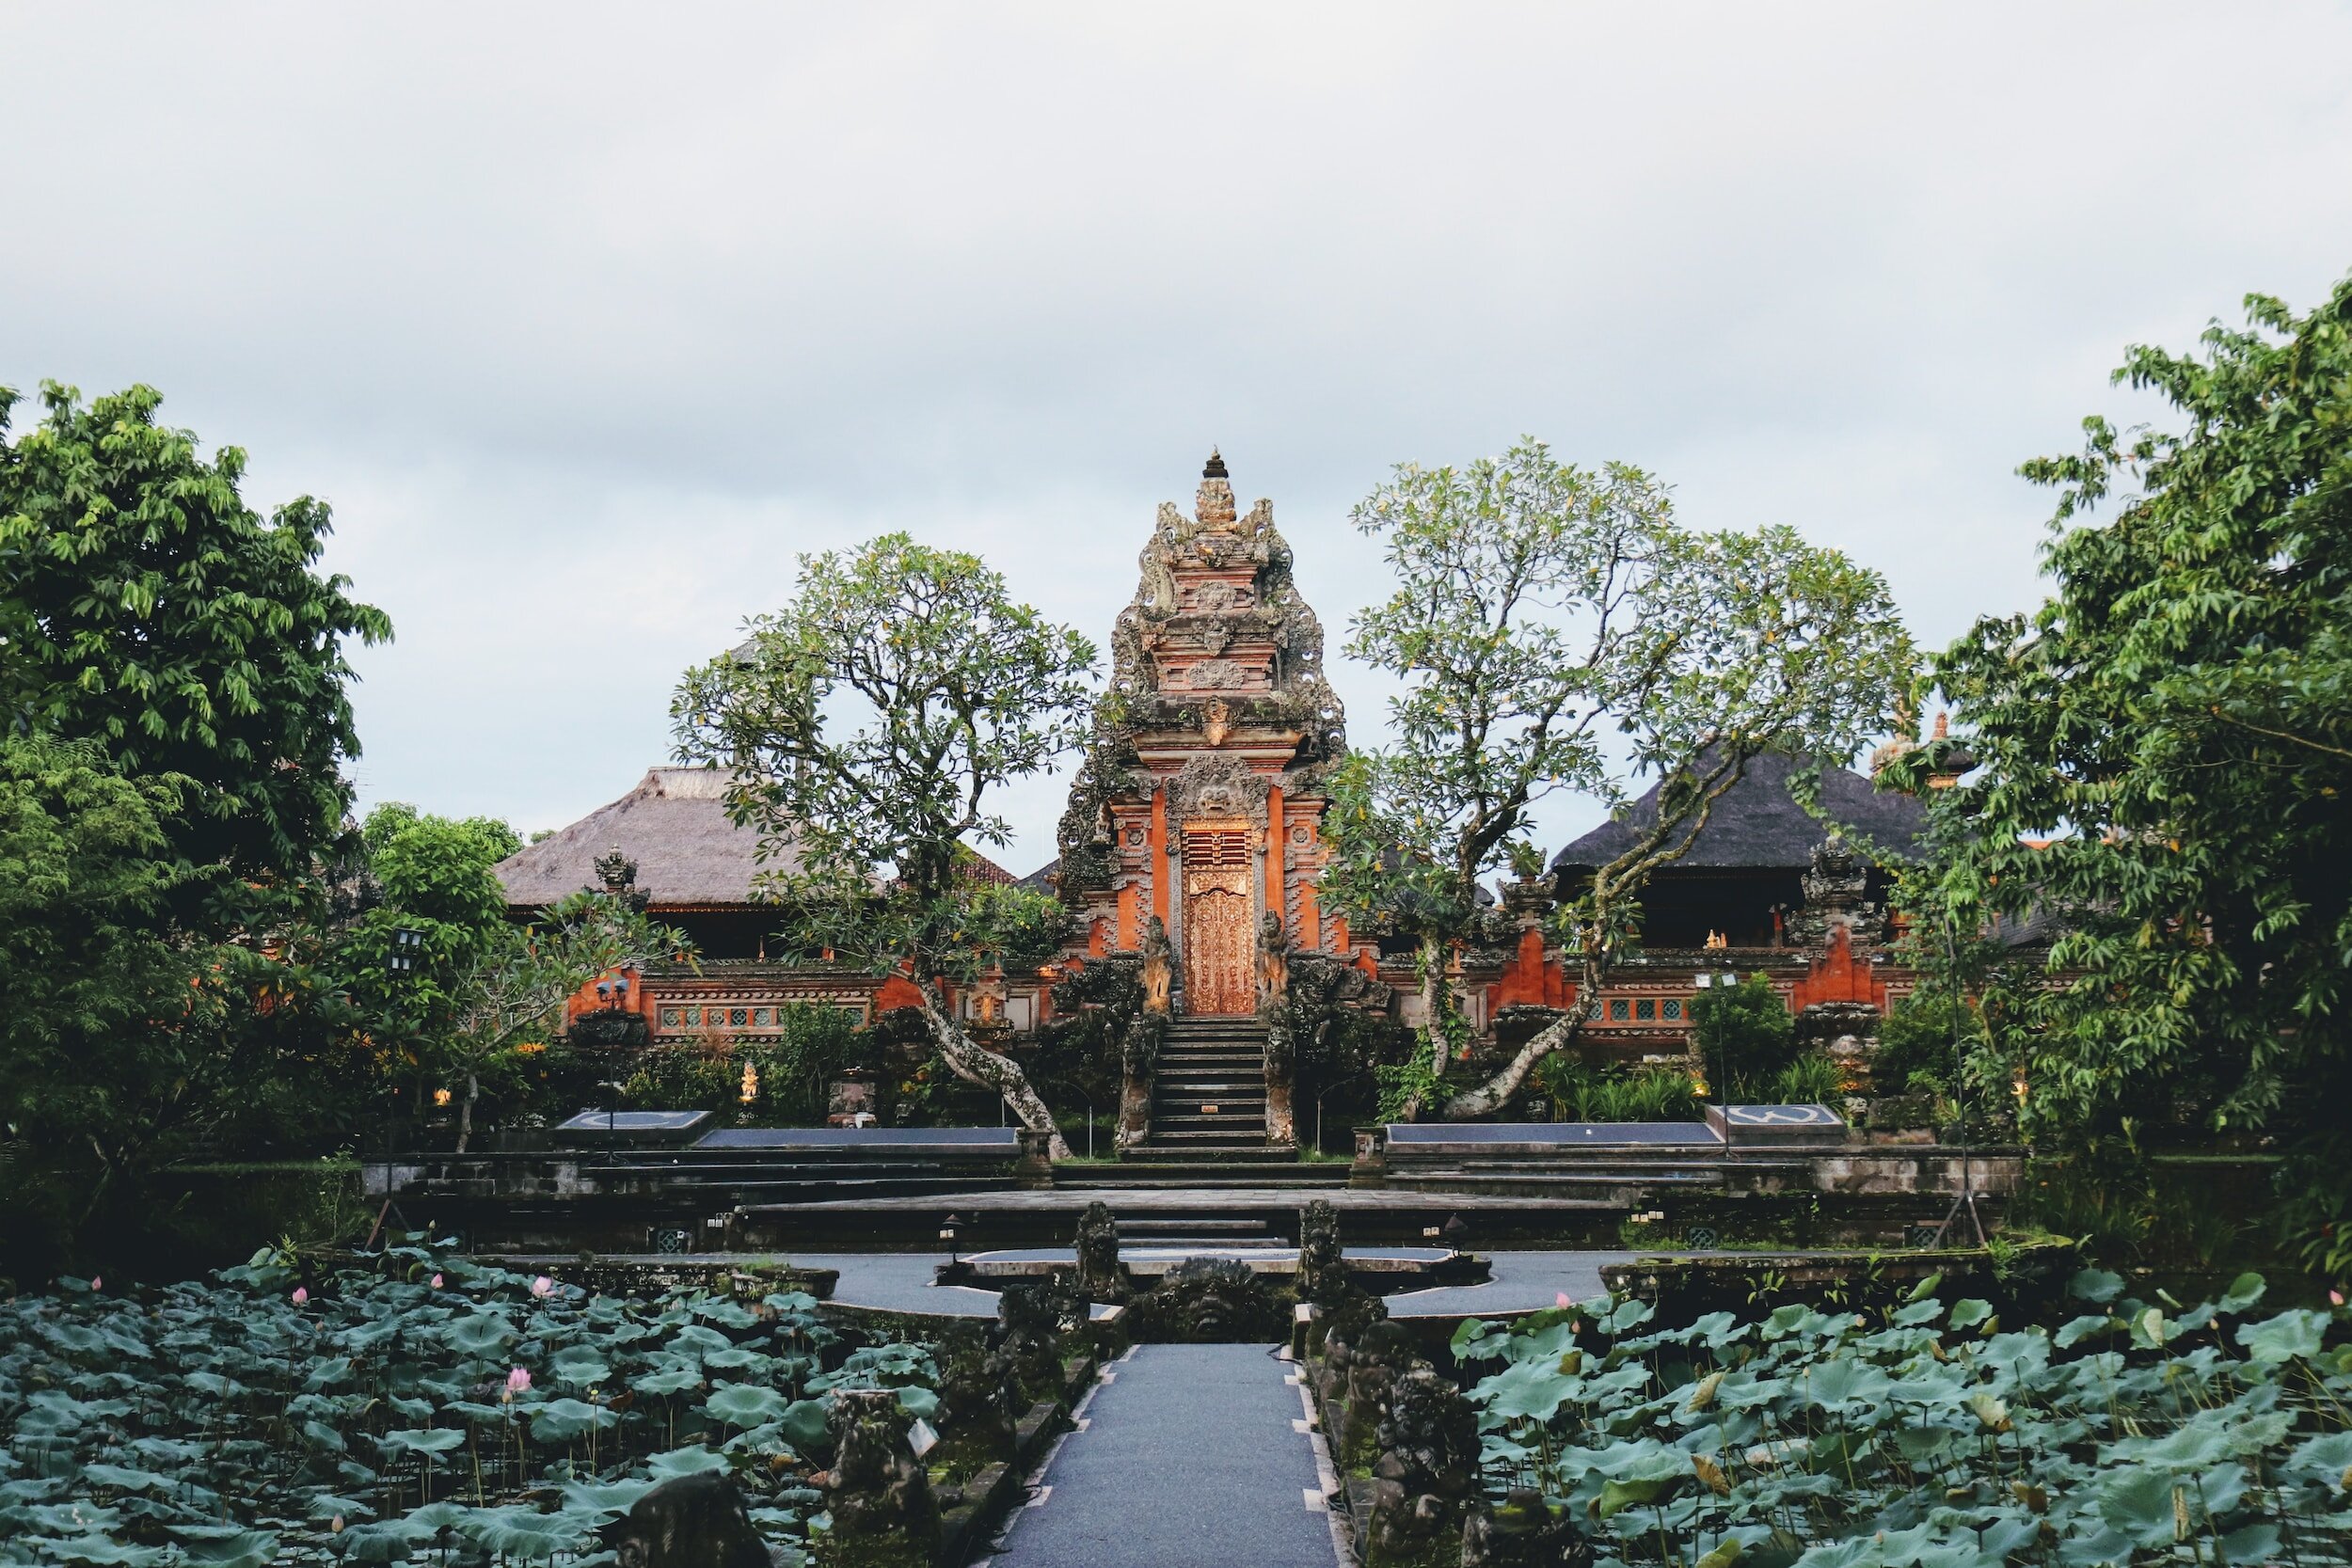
left=435, top=889, right=689, bottom=1152
left=1689, top=974, right=1797, bottom=1100
left=1895, top=277, right=2352, bottom=1273
left=0, top=382, right=391, bottom=891
left=1325, top=439, right=1915, bottom=1119
left=673, top=534, right=1095, bottom=1157
left=0, top=736, right=375, bottom=1274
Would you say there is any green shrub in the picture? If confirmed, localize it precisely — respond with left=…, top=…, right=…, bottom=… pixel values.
left=1536, top=1058, right=1703, bottom=1121
left=1771, top=1053, right=1847, bottom=1105
left=1877, top=988, right=1966, bottom=1093
left=1690, top=973, right=1797, bottom=1098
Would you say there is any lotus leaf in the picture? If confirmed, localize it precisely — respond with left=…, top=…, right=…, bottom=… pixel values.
left=645, top=1447, right=735, bottom=1479
left=2238, top=1308, right=2330, bottom=1365
left=375, top=1429, right=466, bottom=1457
left=30, top=1534, right=165, bottom=1566
left=169, top=1524, right=279, bottom=1568
left=528, top=1399, right=616, bottom=1443
left=705, top=1385, right=788, bottom=1428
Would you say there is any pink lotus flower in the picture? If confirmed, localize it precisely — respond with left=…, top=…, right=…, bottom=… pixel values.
left=1556, top=1292, right=1573, bottom=1308
left=292, top=1287, right=309, bottom=1305
left=430, top=1274, right=444, bottom=1290
left=90, top=1276, right=102, bottom=1291
left=2333, top=1290, right=2345, bottom=1307
left=531, top=1275, right=554, bottom=1298
left=505, top=1367, right=532, bottom=1395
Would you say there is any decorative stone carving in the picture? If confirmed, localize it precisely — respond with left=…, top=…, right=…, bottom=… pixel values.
left=591, top=844, right=651, bottom=913
left=1073, top=1200, right=1128, bottom=1302
left=1126, top=1256, right=1285, bottom=1343
left=1259, top=914, right=1298, bottom=1143
left=597, top=1473, right=771, bottom=1568
left=1138, top=916, right=1172, bottom=1014
left=1367, top=1370, right=1480, bottom=1566
left=1202, top=696, right=1233, bottom=747
left=1168, top=753, right=1270, bottom=821
left=1792, top=832, right=1881, bottom=952
left=1295, top=1198, right=1350, bottom=1307
left=822, top=1388, right=937, bottom=1556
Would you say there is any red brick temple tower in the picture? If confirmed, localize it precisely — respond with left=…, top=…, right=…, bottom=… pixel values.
left=1053, top=451, right=1348, bottom=1015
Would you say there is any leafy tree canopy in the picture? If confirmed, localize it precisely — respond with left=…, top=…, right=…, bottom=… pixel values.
left=0, top=382, right=390, bottom=892
left=673, top=533, right=1097, bottom=1155
left=1324, top=438, right=1915, bottom=1117
left=1894, top=277, right=2352, bottom=1272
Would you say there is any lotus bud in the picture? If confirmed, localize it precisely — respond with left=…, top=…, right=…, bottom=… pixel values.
left=431, top=1273, right=444, bottom=1290
left=1556, top=1291, right=1572, bottom=1308
left=293, top=1286, right=309, bottom=1305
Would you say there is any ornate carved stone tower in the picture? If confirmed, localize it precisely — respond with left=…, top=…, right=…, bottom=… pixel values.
left=1056, top=452, right=1348, bottom=1014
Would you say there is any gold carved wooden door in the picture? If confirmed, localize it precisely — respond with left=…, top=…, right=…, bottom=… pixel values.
left=1182, top=822, right=1254, bottom=1015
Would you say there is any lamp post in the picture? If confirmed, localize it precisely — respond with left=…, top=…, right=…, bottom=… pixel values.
left=366, top=928, right=423, bottom=1250
left=939, top=1213, right=961, bottom=1266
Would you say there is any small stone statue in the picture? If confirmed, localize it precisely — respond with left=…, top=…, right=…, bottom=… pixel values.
left=1367, top=1369, right=1480, bottom=1565
left=1256, top=911, right=1289, bottom=1006
left=823, top=1388, right=937, bottom=1555
left=1073, top=1200, right=1128, bottom=1302
left=597, top=1473, right=770, bottom=1568
left=1130, top=1256, right=1284, bottom=1344
left=1138, top=916, right=1172, bottom=1015
left=1295, top=1198, right=1349, bottom=1307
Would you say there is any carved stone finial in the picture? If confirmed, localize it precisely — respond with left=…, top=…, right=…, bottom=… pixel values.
left=591, top=844, right=650, bottom=912
left=1196, top=453, right=1238, bottom=531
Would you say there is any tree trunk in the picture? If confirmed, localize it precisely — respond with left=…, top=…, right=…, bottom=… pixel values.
left=918, top=994, right=1073, bottom=1161
left=1420, top=935, right=1448, bottom=1075
left=455, top=1071, right=480, bottom=1154
left=1438, top=1002, right=1590, bottom=1121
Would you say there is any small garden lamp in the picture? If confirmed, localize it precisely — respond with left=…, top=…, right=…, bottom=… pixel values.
left=940, top=1212, right=961, bottom=1265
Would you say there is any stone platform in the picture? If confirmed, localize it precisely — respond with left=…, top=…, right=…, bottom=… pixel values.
left=940, top=1243, right=1486, bottom=1294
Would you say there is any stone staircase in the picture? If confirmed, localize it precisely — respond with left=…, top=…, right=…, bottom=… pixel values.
left=1136, top=1016, right=1275, bottom=1157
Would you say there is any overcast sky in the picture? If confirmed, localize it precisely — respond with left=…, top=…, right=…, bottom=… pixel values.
left=6, top=5, right=2348, bottom=872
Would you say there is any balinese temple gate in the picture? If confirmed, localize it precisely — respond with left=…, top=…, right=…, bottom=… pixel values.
left=1052, top=451, right=1349, bottom=1009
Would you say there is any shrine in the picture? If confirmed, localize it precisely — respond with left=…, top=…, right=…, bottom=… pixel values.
left=1046, top=449, right=1350, bottom=1003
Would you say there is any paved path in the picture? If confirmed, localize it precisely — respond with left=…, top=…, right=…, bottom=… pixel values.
left=982, top=1344, right=1343, bottom=1568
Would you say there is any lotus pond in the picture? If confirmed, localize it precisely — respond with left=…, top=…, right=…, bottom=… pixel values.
left=1455, top=1270, right=2352, bottom=1568
left=0, top=1243, right=946, bottom=1568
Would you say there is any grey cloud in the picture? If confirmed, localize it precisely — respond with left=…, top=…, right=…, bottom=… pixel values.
left=5, top=2, right=2348, bottom=861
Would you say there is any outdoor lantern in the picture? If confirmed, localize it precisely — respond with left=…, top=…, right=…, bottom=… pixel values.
left=613, top=974, right=629, bottom=996
left=940, top=1212, right=961, bottom=1264
left=432, top=1087, right=451, bottom=1107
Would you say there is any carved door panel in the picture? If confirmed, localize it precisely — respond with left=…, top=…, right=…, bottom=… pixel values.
left=1184, top=888, right=1252, bottom=1014
left=1182, top=821, right=1255, bottom=1015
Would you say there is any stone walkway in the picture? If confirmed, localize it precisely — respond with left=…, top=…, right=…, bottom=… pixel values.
left=980, top=1343, right=1343, bottom=1568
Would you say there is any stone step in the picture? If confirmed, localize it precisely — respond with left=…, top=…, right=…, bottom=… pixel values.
left=1116, top=1216, right=1274, bottom=1235
left=1117, top=1146, right=1305, bottom=1164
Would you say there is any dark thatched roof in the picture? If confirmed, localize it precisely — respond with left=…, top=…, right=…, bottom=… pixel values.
left=1016, top=858, right=1060, bottom=893
left=495, top=768, right=801, bottom=909
left=1550, top=752, right=1928, bottom=874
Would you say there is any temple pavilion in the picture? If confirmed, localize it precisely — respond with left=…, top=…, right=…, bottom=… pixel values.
left=495, top=454, right=1946, bottom=1060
